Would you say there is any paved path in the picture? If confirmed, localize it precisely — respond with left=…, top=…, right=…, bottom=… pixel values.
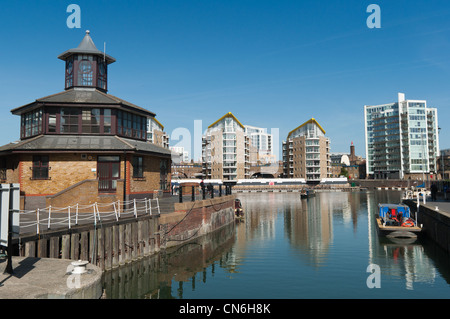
left=421, top=198, right=450, bottom=215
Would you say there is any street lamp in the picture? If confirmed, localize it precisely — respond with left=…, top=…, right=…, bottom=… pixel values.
left=439, top=127, right=444, bottom=181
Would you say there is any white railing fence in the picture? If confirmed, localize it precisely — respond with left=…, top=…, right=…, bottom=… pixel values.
left=19, top=197, right=161, bottom=235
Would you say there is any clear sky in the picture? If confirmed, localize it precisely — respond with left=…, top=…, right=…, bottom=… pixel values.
left=1, top=0, right=450, bottom=160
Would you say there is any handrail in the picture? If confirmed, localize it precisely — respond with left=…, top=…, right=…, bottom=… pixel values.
left=18, top=197, right=161, bottom=235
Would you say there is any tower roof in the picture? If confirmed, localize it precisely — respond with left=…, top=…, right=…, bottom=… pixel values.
left=57, top=30, right=116, bottom=64
left=287, top=118, right=326, bottom=139
left=208, top=112, right=245, bottom=129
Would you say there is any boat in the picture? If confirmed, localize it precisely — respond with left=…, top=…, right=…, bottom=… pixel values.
left=402, top=184, right=430, bottom=200
left=300, top=189, right=315, bottom=199
left=375, top=203, right=422, bottom=239
left=234, top=199, right=244, bottom=222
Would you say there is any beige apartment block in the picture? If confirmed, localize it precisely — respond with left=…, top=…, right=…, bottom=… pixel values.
left=283, top=118, right=331, bottom=183
left=202, top=112, right=251, bottom=181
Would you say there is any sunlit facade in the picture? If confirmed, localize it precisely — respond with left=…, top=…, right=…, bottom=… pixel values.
left=364, top=93, right=439, bottom=179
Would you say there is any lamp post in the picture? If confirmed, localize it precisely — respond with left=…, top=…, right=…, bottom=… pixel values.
left=438, top=127, right=444, bottom=181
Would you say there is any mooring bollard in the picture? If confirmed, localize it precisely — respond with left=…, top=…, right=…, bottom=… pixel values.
left=71, top=260, right=89, bottom=274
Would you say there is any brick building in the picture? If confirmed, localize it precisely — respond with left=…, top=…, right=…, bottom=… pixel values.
left=202, top=112, right=253, bottom=181
left=0, top=31, right=171, bottom=210
left=282, top=118, right=331, bottom=183
left=330, top=142, right=366, bottom=179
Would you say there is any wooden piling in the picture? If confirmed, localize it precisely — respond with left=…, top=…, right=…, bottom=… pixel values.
left=97, top=228, right=104, bottom=270
left=25, top=241, right=35, bottom=257
left=49, top=237, right=59, bottom=258
left=125, top=223, right=131, bottom=263
left=80, top=231, right=89, bottom=261
left=105, top=226, right=112, bottom=270
left=37, top=238, right=47, bottom=258
left=70, top=233, right=79, bottom=260
left=119, top=224, right=125, bottom=265
left=112, top=225, right=119, bottom=268
left=61, top=234, right=71, bottom=259
left=89, top=229, right=96, bottom=265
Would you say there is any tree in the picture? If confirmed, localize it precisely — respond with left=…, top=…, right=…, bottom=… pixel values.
left=340, top=167, right=349, bottom=178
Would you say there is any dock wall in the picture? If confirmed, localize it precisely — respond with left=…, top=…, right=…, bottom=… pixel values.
left=403, top=199, right=450, bottom=253
left=16, top=214, right=161, bottom=271
left=16, top=195, right=237, bottom=270
left=159, top=195, right=236, bottom=249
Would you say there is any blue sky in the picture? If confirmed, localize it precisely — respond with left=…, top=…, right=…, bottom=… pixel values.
left=1, top=0, right=450, bottom=159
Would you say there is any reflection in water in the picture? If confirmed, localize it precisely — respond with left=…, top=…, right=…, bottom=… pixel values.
left=103, top=191, right=450, bottom=299
left=102, top=222, right=236, bottom=299
left=366, top=191, right=441, bottom=291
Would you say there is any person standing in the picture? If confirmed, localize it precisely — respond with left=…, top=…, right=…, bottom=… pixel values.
left=430, top=183, right=438, bottom=201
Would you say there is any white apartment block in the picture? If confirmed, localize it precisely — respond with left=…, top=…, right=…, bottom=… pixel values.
left=364, top=93, right=439, bottom=179
left=147, top=117, right=169, bottom=149
left=244, top=125, right=274, bottom=164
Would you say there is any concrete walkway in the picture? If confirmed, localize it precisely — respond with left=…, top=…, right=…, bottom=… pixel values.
left=416, top=194, right=450, bottom=215
left=0, top=256, right=102, bottom=299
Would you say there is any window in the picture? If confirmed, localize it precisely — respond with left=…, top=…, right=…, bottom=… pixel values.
left=78, top=60, right=93, bottom=86
left=160, top=159, right=168, bottom=190
left=82, top=109, right=100, bottom=133
left=58, top=108, right=111, bottom=134
left=60, top=108, right=79, bottom=133
left=21, top=108, right=43, bottom=139
left=32, top=156, right=49, bottom=180
left=48, top=109, right=57, bottom=133
left=0, top=158, right=6, bottom=181
left=97, top=60, right=107, bottom=90
left=103, top=109, right=112, bottom=133
left=97, top=156, right=120, bottom=192
left=132, top=156, right=144, bottom=178
left=65, top=57, right=74, bottom=88
left=117, top=110, right=147, bottom=140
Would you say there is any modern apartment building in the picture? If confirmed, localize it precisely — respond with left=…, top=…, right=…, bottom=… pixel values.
left=364, top=93, right=440, bottom=179
left=282, top=118, right=331, bottom=183
left=244, top=125, right=274, bottom=164
left=147, top=117, right=169, bottom=149
left=202, top=112, right=251, bottom=181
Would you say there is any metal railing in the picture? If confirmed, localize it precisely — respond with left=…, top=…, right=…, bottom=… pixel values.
left=18, top=198, right=161, bottom=235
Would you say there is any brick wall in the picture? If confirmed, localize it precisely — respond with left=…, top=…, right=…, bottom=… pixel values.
left=15, top=152, right=170, bottom=210
left=20, top=153, right=98, bottom=196
left=160, top=195, right=236, bottom=248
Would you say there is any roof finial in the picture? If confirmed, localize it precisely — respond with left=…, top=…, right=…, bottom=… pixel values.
left=86, top=30, right=90, bottom=35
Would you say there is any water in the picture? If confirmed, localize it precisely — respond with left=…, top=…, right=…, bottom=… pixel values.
left=102, top=191, right=450, bottom=299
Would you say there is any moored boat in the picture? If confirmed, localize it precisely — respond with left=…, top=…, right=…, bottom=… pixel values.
left=300, top=189, right=315, bottom=199
left=376, top=203, right=422, bottom=239
left=234, top=199, right=244, bottom=222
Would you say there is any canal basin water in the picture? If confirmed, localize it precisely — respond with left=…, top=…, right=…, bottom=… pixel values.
left=102, top=190, right=450, bottom=299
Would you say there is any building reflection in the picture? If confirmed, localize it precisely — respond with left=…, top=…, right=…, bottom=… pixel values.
left=102, top=222, right=236, bottom=299
left=102, top=191, right=450, bottom=298
left=366, top=190, right=444, bottom=290
left=284, top=193, right=332, bottom=267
